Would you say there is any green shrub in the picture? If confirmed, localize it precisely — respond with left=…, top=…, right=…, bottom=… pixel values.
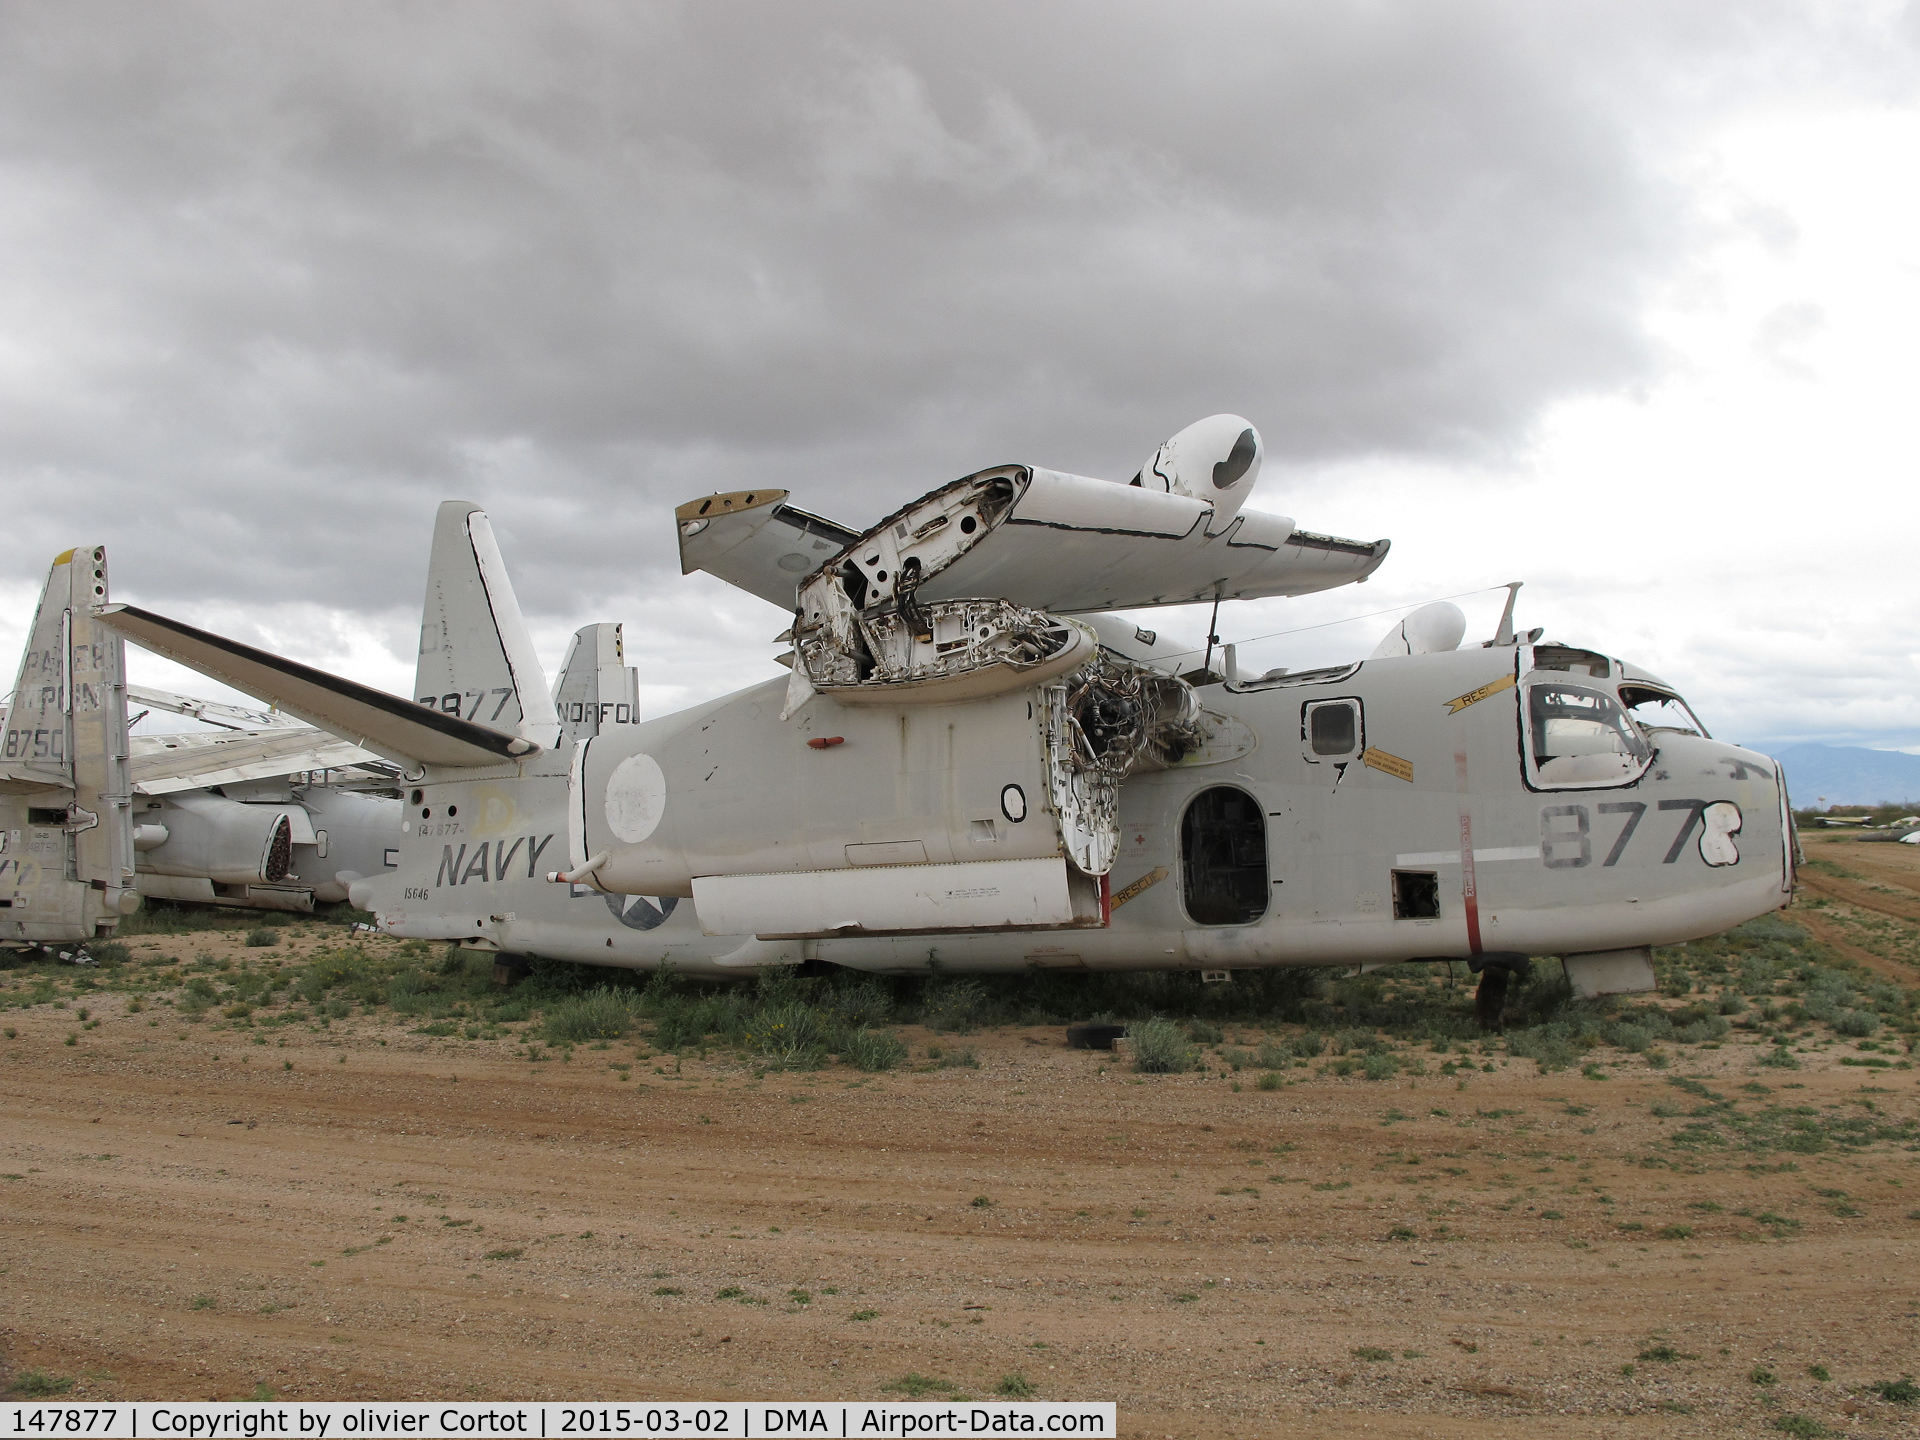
left=1288, top=1031, right=1326, bottom=1058
left=245, top=928, right=279, bottom=948
left=1256, top=1072, right=1283, bottom=1091
left=1874, top=1376, right=1918, bottom=1405
left=842, top=1028, right=907, bottom=1072
left=1834, top=1009, right=1880, bottom=1037
left=543, top=987, right=634, bottom=1044
left=995, top=1373, right=1037, bottom=1399
left=746, top=999, right=828, bottom=1069
left=1507, top=1022, right=1583, bottom=1071
left=1185, top=1019, right=1224, bottom=1045
left=1608, top=1022, right=1653, bottom=1052
left=1770, top=1416, right=1831, bottom=1438
left=1131, top=1017, right=1196, bottom=1073
left=1362, top=1052, right=1400, bottom=1081
left=6, top=1370, right=76, bottom=1398
left=922, top=981, right=991, bottom=1034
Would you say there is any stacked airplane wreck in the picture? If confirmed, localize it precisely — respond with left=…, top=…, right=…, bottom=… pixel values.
left=21, top=413, right=1794, bottom=1010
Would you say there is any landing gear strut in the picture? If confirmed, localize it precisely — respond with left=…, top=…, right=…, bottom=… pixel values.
left=1468, top=954, right=1533, bottom=1033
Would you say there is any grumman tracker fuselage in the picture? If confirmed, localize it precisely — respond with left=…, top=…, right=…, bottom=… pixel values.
left=91, top=413, right=1795, bottom=999
left=360, top=633, right=1791, bottom=996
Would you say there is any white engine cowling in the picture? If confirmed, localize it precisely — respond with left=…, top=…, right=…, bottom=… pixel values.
left=135, top=793, right=295, bottom=885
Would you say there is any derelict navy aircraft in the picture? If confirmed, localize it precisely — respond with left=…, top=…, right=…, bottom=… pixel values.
left=0, top=556, right=402, bottom=935
left=89, top=413, right=1796, bottom=1013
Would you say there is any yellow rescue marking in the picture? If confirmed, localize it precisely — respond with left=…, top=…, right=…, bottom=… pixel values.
left=1361, top=747, right=1414, bottom=783
left=1444, top=671, right=1517, bottom=715
left=1110, top=865, right=1169, bottom=910
left=51, top=549, right=75, bottom=566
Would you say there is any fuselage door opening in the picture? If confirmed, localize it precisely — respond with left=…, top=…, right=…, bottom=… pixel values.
left=1180, top=785, right=1269, bottom=926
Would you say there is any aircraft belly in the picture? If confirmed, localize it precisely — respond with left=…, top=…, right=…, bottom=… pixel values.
left=1491, top=870, right=1787, bottom=954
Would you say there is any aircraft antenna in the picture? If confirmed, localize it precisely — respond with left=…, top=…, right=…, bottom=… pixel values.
left=1490, top=581, right=1523, bottom=646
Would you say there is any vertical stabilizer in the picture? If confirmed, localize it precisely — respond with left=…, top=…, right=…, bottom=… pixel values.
left=552, top=623, right=640, bottom=744
left=416, top=502, right=560, bottom=749
left=2, top=547, right=138, bottom=939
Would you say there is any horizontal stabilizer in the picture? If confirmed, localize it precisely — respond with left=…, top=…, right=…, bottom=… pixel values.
left=130, top=727, right=387, bottom=795
left=0, top=765, right=71, bottom=797
left=92, top=604, right=536, bottom=770
left=676, top=490, right=862, bottom=609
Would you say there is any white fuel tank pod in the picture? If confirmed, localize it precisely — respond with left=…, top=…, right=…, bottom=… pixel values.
left=1130, top=414, right=1264, bottom=532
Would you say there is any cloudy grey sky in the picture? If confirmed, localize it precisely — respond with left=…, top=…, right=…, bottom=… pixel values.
left=3, top=1, right=1917, bottom=745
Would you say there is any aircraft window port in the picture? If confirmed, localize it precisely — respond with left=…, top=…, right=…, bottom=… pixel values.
left=1302, top=697, right=1363, bottom=762
left=27, top=808, right=66, bottom=826
left=1527, top=682, right=1652, bottom=789
left=1619, top=684, right=1710, bottom=739
left=1392, top=870, right=1441, bottom=919
left=1530, top=644, right=1612, bottom=678
left=1181, top=785, right=1269, bottom=926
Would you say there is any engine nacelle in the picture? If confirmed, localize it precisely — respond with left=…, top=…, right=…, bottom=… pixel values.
left=136, top=792, right=295, bottom=885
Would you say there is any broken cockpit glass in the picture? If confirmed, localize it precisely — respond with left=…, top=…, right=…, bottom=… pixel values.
left=1525, top=681, right=1651, bottom=790
left=1619, top=684, right=1710, bottom=739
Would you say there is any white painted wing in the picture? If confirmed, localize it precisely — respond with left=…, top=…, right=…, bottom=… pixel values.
left=127, top=685, right=303, bottom=731
left=94, top=604, right=533, bottom=768
left=675, top=490, right=863, bottom=609
left=842, top=466, right=1391, bottom=615
left=681, top=469, right=1388, bottom=617
left=130, top=728, right=387, bottom=795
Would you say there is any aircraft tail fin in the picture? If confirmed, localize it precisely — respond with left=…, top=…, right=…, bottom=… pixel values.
left=5, top=550, right=87, bottom=791
left=1, top=547, right=138, bottom=932
left=416, top=502, right=560, bottom=748
left=552, top=623, right=639, bottom=744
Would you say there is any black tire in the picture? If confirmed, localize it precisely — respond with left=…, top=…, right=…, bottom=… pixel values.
left=1066, top=1022, right=1129, bottom=1051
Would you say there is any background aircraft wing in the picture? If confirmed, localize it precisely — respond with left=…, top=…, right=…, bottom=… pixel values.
left=130, top=727, right=389, bottom=795
left=93, top=604, right=536, bottom=770
left=676, top=490, right=862, bottom=609
left=127, top=684, right=303, bottom=731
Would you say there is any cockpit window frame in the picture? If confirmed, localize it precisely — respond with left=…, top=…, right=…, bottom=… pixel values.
left=1519, top=677, right=1654, bottom=793
left=1618, top=683, right=1711, bottom=740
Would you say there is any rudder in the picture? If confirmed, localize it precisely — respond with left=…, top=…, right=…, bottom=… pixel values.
left=416, top=502, right=560, bottom=748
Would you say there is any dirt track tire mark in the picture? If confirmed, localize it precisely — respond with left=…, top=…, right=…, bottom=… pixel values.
left=1788, top=901, right=1920, bottom=983
left=1796, top=870, right=1920, bottom=925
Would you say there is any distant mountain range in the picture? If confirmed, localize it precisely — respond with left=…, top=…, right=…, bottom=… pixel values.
left=1752, top=743, right=1920, bottom=808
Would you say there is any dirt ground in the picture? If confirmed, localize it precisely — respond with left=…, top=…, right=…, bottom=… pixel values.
left=4, top=850, right=1919, bottom=1439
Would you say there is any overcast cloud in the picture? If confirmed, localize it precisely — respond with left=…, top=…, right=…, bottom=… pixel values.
left=2, top=1, right=1916, bottom=742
